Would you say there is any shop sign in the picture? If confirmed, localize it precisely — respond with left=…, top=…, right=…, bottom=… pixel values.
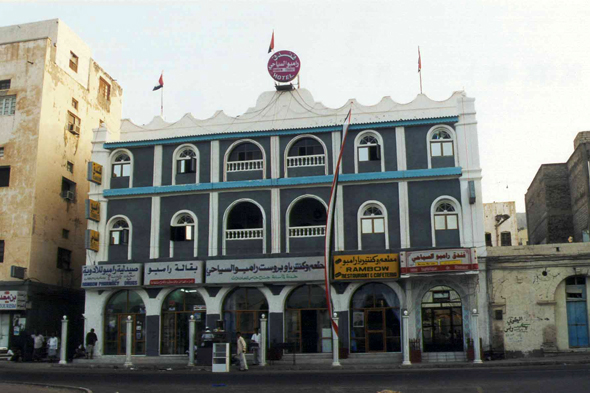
left=400, top=248, right=477, bottom=274
left=333, top=253, right=399, bottom=280
left=205, top=256, right=325, bottom=284
left=81, top=263, right=142, bottom=288
left=87, top=162, right=103, bottom=184
left=85, top=229, right=100, bottom=252
left=144, top=261, right=204, bottom=286
left=0, top=291, right=27, bottom=310
left=86, top=199, right=101, bottom=222
left=268, top=50, right=301, bottom=82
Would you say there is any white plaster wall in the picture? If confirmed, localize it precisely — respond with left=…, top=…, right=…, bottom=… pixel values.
left=483, top=202, right=519, bottom=247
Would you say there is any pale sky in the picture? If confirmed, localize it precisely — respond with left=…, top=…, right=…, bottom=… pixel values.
left=3, top=1, right=590, bottom=211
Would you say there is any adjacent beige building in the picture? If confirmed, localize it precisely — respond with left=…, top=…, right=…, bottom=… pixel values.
left=483, top=202, right=519, bottom=247
left=0, top=19, right=122, bottom=350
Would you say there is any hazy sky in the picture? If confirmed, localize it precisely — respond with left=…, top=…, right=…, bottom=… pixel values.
left=3, top=1, right=590, bottom=211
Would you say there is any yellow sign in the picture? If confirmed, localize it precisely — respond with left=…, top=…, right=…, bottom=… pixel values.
left=86, top=199, right=101, bottom=222
left=86, top=230, right=100, bottom=252
left=333, top=253, right=399, bottom=280
left=88, top=162, right=103, bottom=184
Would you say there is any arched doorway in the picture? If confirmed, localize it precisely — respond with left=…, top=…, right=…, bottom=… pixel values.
left=421, top=286, right=463, bottom=352
left=104, top=290, right=146, bottom=355
left=350, top=283, right=401, bottom=353
left=223, top=288, right=268, bottom=345
left=285, top=285, right=332, bottom=353
left=161, top=289, right=207, bottom=355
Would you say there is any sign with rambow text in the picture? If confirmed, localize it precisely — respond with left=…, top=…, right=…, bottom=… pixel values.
left=267, top=50, right=301, bottom=82
left=0, top=291, right=27, bottom=310
left=400, top=248, right=477, bottom=274
left=144, top=261, right=204, bottom=286
left=86, top=199, right=101, bottom=222
left=87, top=162, right=103, bottom=185
left=205, top=256, right=325, bottom=284
left=81, top=263, right=143, bottom=288
left=333, top=253, right=399, bottom=280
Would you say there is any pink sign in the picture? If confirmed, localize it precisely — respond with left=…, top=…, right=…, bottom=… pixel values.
left=268, top=50, right=301, bottom=82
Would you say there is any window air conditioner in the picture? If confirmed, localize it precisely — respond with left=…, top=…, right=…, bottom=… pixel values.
left=62, top=190, right=75, bottom=200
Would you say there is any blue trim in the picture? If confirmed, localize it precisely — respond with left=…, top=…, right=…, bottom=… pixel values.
left=104, top=117, right=460, bottom=149
left=103, top=167, right=462, bottom=197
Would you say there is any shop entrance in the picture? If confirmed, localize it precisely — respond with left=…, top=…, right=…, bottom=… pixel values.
left=285, top=285, right=332, bottom=353
left=421, top=286, right=463, bottom=352
left=566, top=276, right=589, bottom=347
left=104, top=290, right=146, bottom=355
left=0, top=313, right=9, bottom=348
left=161, top=289, right=206, bottom=355
left=114, top=314, right=145, bottom=355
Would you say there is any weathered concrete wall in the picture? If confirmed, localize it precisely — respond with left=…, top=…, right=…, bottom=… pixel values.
left=485, top=243, right=590, bottom=357
left=483, top=202, right=519, bottom=246
left=566, top=142, right=590, bottom=242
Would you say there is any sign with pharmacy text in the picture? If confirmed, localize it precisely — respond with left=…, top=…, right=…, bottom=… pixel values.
left=333, top=253, right=399, bottom=280
left=205, top=256, right=325, bottom=284
left=81, top=263, right=143, bottom=288
left=144, top=261, right=204, bottom=286
left=400, top=248, right=477, bottom=274
left=268, top=50, right=301, bottom=82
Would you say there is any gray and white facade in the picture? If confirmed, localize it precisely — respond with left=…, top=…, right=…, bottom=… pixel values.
left=83, top=88, right=487, bottom=362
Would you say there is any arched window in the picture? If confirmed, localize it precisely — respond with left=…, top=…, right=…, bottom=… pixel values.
left=110, top=149, right=133, bottom=188
left=287, top=196, right=327, bottom=252
left=171, top=214, right=195, bottom=241
left=104, top=290, right=146, bottom=355
left=229, top=142, right=263, bottom=162
left=350, top=283, right=400, bottom=353
left=110, top=219, right=129, bottom=245
left=431, top=198, right=462, bottom=247
left=224, top=140, right=266, bottom=181
left=285, top=285, right=331, bottom=353
left=112, top=153, right=131, bottom=178
left=170, top=211, right=198, bottom=258
left=223, top=288, right=268, bottom=346
left=177, top=148, right=197, bottom=174
left=285, top=136, right=327, bottom=176
left=161, top=289, right=206, bottom=354
left=224, top=200, right=265, bottom=255
left=361, top=206, right=385, bottom=234
left=427, top=126, right=457, bottom=169
left=421, top=286, right=463, bottom=352
left=172, top=144, right=199, bottom=185
left=354, top=131, right=385, bottom=173
left=107, top=216, right=132, bottom=261
left=434, top=202, right=458, bottom=230
left=358, top=202, right=389, bottom=250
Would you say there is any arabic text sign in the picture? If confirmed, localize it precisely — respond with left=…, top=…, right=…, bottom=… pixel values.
left=86, top=199, right=101, bottom=222
left=87, top=162, right=103, bottom=185
left=0, top=291, right=27, bottom=310
left=267, top=50, right=301, bottom=82
left=144, top=261, right=204, bottom=286
left=206, top=257, right=325, bottom=284
left=333, top=254, right=399, bottom=280
left=85, top=229, right=100, bottom=252
left=401, top=248, right=477, bottom=274
left=82, top=264, right=143, bottom=288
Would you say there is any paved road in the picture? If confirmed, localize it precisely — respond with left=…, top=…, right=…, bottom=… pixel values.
left=1, top=364, right=590, bottom=393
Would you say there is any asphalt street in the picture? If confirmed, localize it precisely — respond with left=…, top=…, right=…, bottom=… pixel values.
left=1, top=364, right=590, bottom=393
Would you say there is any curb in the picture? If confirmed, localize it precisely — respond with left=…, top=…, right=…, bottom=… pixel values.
left=1, top=381, right=92, bottom=393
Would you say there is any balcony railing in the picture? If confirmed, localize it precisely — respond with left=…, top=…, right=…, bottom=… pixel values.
left=286, top=154, right=325, bottom=168
left=288, top=225, right=326, bottom=238
left=226, top=228, right=264, bottom=240
left=227, top=159, right=264, bottom=172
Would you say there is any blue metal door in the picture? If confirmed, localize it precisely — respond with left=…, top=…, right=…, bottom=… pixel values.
left=567, top=299, right=589, bottom=347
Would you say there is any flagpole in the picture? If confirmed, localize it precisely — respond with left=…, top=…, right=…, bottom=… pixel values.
left=418, top=46, right=423, bottom=94
left=161, top=87, right=164, bottom=118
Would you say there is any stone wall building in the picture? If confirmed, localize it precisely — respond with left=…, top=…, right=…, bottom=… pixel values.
left=483, top=202, right=519, bottom=247
left=0, top=19, right=122, bottom=351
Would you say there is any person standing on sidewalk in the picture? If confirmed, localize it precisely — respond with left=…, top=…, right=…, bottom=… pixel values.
left=236, top=331, right=248, bottom=371
left=31, top=332, right=44, bottom=361
left=250, top=328, right=261, bottom=365
left=47, top=332, right=59, bottom=362
left=85, top=328, right=98, bottom=359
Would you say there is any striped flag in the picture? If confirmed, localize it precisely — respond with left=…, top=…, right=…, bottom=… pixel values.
left=324, top=108, right=352, bottom=336
left=153, top=72, right=164, bottom=91
left=268, top=30, right=275, bottom=53
left=418, top=46, right=422, bottom=73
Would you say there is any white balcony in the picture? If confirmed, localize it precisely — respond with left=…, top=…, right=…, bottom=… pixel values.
left=288, top=225, right=326, bottom=238
left=286, top=154, right=325, bottom=168
left=226, top=228, right=264, bottom=240
left=227, top=159, right=264, bottom=172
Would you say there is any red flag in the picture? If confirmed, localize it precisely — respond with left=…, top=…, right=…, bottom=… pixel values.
left=268, top=31, right=274, bottom=53
left=418, top=46, right=422, bottom=73
left=153, top=72, right=164, bottom=91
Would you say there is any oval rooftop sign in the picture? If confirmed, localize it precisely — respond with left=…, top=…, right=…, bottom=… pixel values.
left=268, top=50, right=301, bottom=83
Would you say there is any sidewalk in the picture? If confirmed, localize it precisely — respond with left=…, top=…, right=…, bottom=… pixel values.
left=0, top=382, right=91, bottom=393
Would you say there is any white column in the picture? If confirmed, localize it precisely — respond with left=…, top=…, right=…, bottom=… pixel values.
left=332, top=313, right=341, bottom=367
left=260, top=314, right=267, bottom=367
left=270, top=136, right=280, bottom=179
left=210, top=140, right=220, bottom=183
left=59, top=316, right=68, bottom=365
left=153, top=145, right=163, bottom=186
left=124, top=316, right=133, bottom=367
left=472, top=309, right=483, bottom=364
left=398, top=182, right=410, bottom=249
left=402, top=310, right=411, bottom=366
left=271, top=188, right=281, bottom=253
left=188, top=315, right=196, bottom=366
left=208, top=192, right=219, bottom=256
left=150, top=196, right=161, bottom=259
left=395, top=126, right=407, bottom=171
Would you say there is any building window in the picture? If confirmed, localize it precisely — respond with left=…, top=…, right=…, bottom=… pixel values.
left=99, top=77, right=111, bottom=102
left=500, top=231, right=512, bottom=246
left=430, top=129, right=454, bottom=158
left=66, top=161, right=74, bottom=174
left=0, top=147, right=4, bottom=158
left=110, top=219, right=130, bottom=245
left=485, top=232, right=492, bottom=247
left=69, top=52, right=79, bottom=72
left=0, top=240, right=4, bottom=263
left=358, top=135, right=381, bottom=162
left=66, top=111, right=81, bottom=135
left=112, top=153, right=131, bottom=177
left=61, top=177, right=76, bottom=201
left=72, top=98, right=78, bottom=110
left=62, top=229, right=70, bottom=239
left=56, top=247, right=72, bottom=270
left=434, top=202, right=458, bottom=230
left=0, top=95, right=16, bottom=116
left=170, top=214, right=195, bottom=241
left=176, top=148, right=197, bottom=174
left=0, top=167, right=10, bottom=187
left=0, top=80, right=10, bottom=90
left=226, top=142, right=264, bottom=175
left=361, top=206, right=385, bottom=234
left=286, top=136, right=326, bottom=171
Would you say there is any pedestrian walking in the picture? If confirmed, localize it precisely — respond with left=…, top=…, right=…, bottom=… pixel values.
left=31, top=331, right=44, bottom=361
left=48, top=332, right=59, bottom=362
left=236, top=331, right=248, bottom=371
left=85, top=328, right=98, bottom=359
left=250, top=328, right=261, bottom=365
